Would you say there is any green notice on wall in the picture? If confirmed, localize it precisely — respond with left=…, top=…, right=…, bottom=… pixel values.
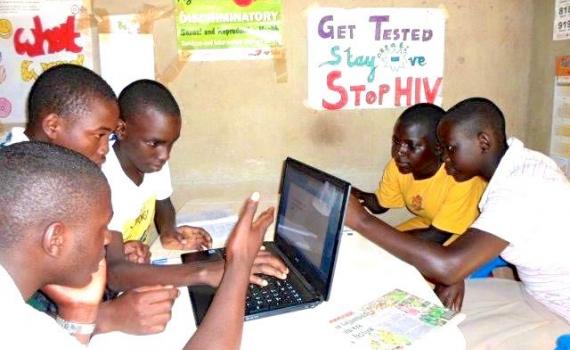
left=175, top=0, right=283, bottom=60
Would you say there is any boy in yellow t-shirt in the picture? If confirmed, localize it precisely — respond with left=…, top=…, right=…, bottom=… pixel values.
left=353, top=103, right=486, bottom=244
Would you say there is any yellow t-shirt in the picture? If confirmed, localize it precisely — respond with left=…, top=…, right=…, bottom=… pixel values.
left=121, top=196, right=156, bottom=245
left=375, top=159, right=487, bottom=235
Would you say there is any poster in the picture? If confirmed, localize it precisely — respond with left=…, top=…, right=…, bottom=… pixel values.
left=554, top=0, right=570, bottom=41
left=550, top=56, right=570, bottom=178
left=307, top=8, right=445, bottom=111
left=0, top=0, right=94, bottom=123
left=99, top=33, right=155, bottom=95
left=175, top=0, right=283, bottom=61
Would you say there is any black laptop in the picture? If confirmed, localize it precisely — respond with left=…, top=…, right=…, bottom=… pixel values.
left=184, top=157, right=351, bottom=325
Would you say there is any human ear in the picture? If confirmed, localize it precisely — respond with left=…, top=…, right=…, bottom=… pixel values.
left=477, top=132, right=491, bottom=153
left=433, top=141, right=443, bottom=156
left=41, top=222, right=67, bottom=258
left=41, top=113, right=62, bottom=140
left=114, top=119, right=127, bottom=140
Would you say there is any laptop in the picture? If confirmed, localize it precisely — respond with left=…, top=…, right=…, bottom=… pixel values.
left=184, top=157, right=351, bottom=325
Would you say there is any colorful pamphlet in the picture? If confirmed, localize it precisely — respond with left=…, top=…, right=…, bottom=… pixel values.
left=329, top=289, right=465, bottom=349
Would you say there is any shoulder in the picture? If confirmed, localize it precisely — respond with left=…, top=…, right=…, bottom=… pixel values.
left=102, top=145, right=126, bottom=179
left=0, top=127, right=28, bottom=147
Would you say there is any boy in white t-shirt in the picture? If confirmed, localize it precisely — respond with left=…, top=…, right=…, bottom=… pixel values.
left=346, top=97, right=570, bottom=349
left=103, top=80, right=288, bottom=292
left=103, top=79, right=211, bottom=263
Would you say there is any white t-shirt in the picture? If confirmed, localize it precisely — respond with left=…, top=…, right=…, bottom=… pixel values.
left=102, top=144, right=173, bottom=244
left=0, top=263, right=87, bottom=349
left=472, top=137, right=570, bottom=322
left=0, top=127, right=30, bottom=146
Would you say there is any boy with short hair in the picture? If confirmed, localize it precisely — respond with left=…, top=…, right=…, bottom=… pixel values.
left=353, top=103, right=486, bottom=244
left=0, top=141, right=273, bottom=349
left=346, top=97, right=570, bottom=349
left=104, top=79, right=210, bottom=256
left=103, top=80, right=288, bottom=291
left=0, top=63, right=118, bottom=165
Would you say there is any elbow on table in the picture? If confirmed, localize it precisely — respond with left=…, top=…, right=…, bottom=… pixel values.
left=428, top=258, right=467, bottom=285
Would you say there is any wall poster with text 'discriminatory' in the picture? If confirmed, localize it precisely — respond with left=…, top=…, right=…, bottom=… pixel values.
left=175, top=0, right=283, bottom=61
left=0, top=0, right=94, bottom=123
left=307, top=8, right=445, bottom=111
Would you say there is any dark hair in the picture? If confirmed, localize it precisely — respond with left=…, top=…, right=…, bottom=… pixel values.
left=442, top=97, right=506, bottom=142
left=0, top=141, right=109, bottom=249
left=396, top=103, right=446, bottom=144
left=26, top=64, right=116, bottom=129
left=118, top=79, right=180, bottom=121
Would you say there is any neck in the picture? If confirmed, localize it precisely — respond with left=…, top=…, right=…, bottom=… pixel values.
left=23, top=127, right=49, bottom=143
left=412, top=159, right=441, bottom=180
left=0, top=252, right=45, bottom=300
left=480, top=142, right=508, bottom=181
left=113, top=142, right=144, bottom=185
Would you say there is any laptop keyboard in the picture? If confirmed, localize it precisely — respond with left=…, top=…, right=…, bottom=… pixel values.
left=245, top=275, right=305, bottom=314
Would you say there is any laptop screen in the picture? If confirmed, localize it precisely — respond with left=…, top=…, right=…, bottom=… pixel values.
left=275, top=158, right=350, bottom=300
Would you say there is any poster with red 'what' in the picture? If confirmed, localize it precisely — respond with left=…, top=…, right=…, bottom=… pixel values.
left=0, top=0, right=94, bottom=123
left=307, top=7, right=445, bottom=111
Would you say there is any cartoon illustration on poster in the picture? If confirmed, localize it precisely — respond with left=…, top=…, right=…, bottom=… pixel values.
left=0, top=0, right=93, bottom=123
left=175, top=0, right=283, bottom=61
left=307, top=8, right=445, bottom=110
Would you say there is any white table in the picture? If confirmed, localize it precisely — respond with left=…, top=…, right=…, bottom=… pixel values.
left=91, top=229, right=465, bottom=349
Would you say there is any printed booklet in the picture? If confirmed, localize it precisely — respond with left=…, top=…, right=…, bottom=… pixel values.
left=329, top=289, right=465, bottom=349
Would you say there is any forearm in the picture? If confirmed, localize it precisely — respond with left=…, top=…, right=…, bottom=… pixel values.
left=405, top=226, right=453, bottom=245
left=155, top=198, right=177, bottom=234
left=107, top=260, right=212, bottom=291
left=184, top=263, right=250, bottom=350
left=354, top=215, right=464, bottom=284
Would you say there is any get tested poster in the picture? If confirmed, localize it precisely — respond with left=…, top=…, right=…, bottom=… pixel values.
left=0, top=0, right=94, bottom=123
left=307, top=8, right=445, bottom=111
left=175, top=0, right=283, bottom=61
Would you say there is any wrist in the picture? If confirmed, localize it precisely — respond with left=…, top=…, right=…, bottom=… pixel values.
left=221, top=262, right=254, bottom=289
left=56, top=315, right=96, bottom=336
left=57, top=303, right=98, bottom=324
left=158, top=224, right=177, bottom=236
left=195, top=260, right=224, bottom=287
left=93, top=301, right=115, bottom=334
left=224, top=261, right=252, bottom=275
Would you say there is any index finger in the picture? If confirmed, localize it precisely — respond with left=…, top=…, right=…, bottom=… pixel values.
left=134, top=285, right=175, bottom=292
left=234, top=192, right=260, bottom=232
left=252, top=207, right=275, bottom=238
left=196, top=228, right=213, bottom=245
left=137, top=286, right=180, bottom=303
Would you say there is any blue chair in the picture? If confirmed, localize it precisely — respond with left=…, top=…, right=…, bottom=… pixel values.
left=556, top=334, right=570, bottom=350
left=470, top=256, right=509, bottom=279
